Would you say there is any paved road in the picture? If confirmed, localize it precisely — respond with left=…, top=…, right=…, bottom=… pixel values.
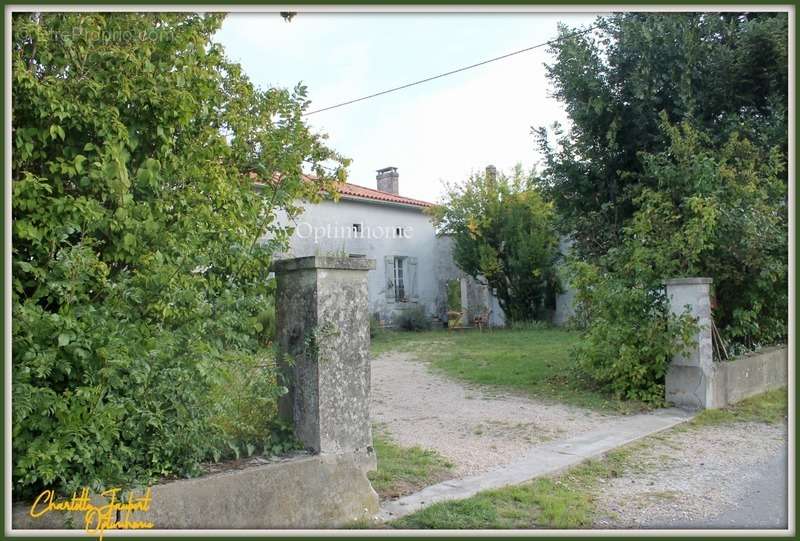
left=651, top=446, right=788, bottom=530
left=697, top=446, right=788, bottom=529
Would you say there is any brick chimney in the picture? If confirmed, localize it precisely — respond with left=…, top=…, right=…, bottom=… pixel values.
left=376, top=167, right=399, bottom=195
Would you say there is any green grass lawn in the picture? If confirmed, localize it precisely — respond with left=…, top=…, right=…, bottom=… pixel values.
left=686, top=387, right=788, bottom=428
left=390, top=479, right=592, bottom=529
left=370, top=327, right=647, bottom=413
left=368, top=427, right=454, bottom=500
left=389, top=388, right=788, bottom=529
left=389, top=451, right=623, bottom=529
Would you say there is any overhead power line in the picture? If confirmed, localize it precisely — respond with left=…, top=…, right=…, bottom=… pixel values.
left=303, top=24, right=599, bottom=117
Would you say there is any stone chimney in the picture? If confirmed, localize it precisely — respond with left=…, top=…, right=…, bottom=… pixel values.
left=485, top=164, right=497, bottom=182
left=376, top=167, right=399, bottom=195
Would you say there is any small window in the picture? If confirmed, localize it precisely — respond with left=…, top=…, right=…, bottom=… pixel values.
left=395, top=227, right=403, bottom=237
left=353, top=223, right=362, bottom=234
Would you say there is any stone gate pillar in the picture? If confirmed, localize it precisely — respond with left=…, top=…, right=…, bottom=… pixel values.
left=271, top=256, right=376, bottom=457
left=664, top=277, right=721, bottom=409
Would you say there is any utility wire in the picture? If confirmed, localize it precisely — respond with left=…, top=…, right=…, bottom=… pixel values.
left=303, top=24, right=599, bottom=116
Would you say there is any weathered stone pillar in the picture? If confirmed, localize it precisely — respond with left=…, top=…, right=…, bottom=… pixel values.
left=554, top=236, right=576, bottom=326
left=664, top=277, right=721, bottom=409
left=272, top=256, right=376, bottom=456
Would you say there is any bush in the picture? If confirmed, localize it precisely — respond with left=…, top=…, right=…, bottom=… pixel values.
left=446, top=280, right=462, bottom=312
left=256, top=300, right=277, bottom=346
left=207, top=353, right=299, bottom=462
left=11, top=13, right=343, bottom=499
left=565, top=119, right=786, bottom=405
left=432, top=165, right=559, bottom=322
left=394, top=307, right=432, bottom=332
left=625, top=120, right=788, bottom=349
left=569, top=262, right=697, bottom=404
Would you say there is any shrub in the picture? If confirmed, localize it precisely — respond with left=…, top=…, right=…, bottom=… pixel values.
left=446, top=279, right=462, bottom=312
left=394, top=307, right=432, bottom=332
left=11, top=13, right=344, bottom=499
left=622, top=119, right=787, bottom=348
left=565, top=119, right=786, bottom=404
left=569, top=262, right=697, bottom=404
left=256, top=300, right=277, bottom=346
left=431, top=165, right=559, bottom=322
left=207, top=352, right=299, bottom=462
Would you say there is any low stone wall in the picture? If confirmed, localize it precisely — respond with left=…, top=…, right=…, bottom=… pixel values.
left=14, top=255, right=382, bottom=531
left=13, top=451, right=379, bottom=530
left=710, top=346, right=788, bottom=408
left=665, top=277, right=788, bottom=410
left=667, top=345, right=788, bottom=410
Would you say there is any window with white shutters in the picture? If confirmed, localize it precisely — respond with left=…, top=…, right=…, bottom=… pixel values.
left=385, top=256, right=419, bottom=303
left=394, top=256, right=405, bottom=301
left=384, top=256, right=395, bottom=302
left=407, top=257, right=418, bottom=302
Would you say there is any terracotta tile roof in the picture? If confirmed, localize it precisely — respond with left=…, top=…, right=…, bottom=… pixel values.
left=250, top=171, right=433, bottom=208
left=335, top=182, right=433, bottom=208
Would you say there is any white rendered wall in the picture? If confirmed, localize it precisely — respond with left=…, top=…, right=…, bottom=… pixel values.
left=272, top=198, right=441, bottom=323
left=269, top=197, right=506, bottom=327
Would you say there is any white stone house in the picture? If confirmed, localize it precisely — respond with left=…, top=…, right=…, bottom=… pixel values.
left=270, top=167, right=505, bottom=327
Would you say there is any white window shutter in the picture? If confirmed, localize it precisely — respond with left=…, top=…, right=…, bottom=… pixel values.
left=384, top=256, right=395, bottom=302
left=408, top=257, right=419, bottom=302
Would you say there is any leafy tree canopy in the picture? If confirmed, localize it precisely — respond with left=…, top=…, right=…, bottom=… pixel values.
left=570, top=118, right=786, bottom=402
left=432, top=166, right=558, bottom=322
left=536, top=12, right=788, bottom=258
left=12, top=12, right=344, bottom=498
left=539, top=13, right=787, bottom=398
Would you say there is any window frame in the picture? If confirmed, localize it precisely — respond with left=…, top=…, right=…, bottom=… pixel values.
left=393, top=256, right=406, bottom=302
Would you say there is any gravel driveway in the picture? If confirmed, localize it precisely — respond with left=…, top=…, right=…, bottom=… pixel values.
left=370, top=351, right=626, bottom=478
left=370, top=351, right=788, bottom=529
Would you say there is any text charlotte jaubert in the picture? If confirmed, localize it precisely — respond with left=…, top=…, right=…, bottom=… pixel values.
left=30, top=487, right=154, bottom=539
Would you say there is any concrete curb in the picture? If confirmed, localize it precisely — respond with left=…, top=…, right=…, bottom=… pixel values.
left=377, top=407, right=695, bottom=522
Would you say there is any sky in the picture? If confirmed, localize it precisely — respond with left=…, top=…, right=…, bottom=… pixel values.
left=215, top=12, right=599, bottom=204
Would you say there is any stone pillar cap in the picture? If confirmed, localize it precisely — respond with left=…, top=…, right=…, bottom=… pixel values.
left=270, top=256, right=376, bottom=273
left=664, top=277, right=713, bottom=286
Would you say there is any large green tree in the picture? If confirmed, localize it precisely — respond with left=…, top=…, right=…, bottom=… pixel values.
left=536, top=12, right=788, bottom=258
left=570, top=118, right=786, bottom=402
left=432, top=166, right=558, bottom=322
left=537, top=13, right=787, bottom=400
left=12, top=13, right=345, bottom=497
